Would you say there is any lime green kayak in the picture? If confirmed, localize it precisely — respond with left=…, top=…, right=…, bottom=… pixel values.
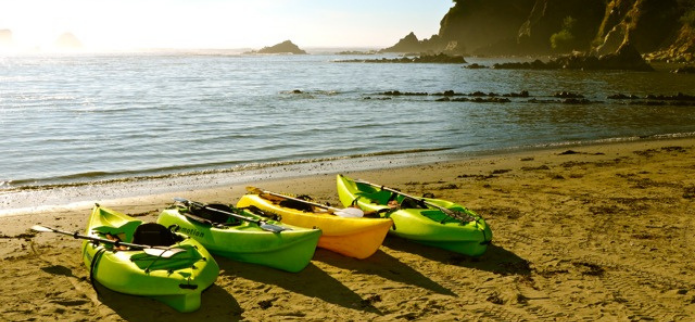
left=336, top=174, right=493, bottom=256
left=82, top=205, right=219, bottom=313
left=157, top=201, right=321, bottom=273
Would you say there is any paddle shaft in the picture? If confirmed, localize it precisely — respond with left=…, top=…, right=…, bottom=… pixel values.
left=33, top=225, right=160, bottom=250
left=175, top=198, right=262, bottom=224
left=174, top=198, right=289, bottom=232
left=202, top=204, right=263, bottom=225
left=254, top=188, right=342, bottom=213
left=354, top=178, right=465, bottom=219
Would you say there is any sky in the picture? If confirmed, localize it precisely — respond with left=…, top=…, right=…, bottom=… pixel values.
left=0, top=0, right=454, bottom=51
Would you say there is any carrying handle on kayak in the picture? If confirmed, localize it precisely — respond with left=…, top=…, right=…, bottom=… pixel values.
left=353, top=178, right=478, bottom=223
left=30, top=225, right=187, bottom=258
left=246, top=186, right=364, bottom=218
left=174, top=198, right=290, bottom=233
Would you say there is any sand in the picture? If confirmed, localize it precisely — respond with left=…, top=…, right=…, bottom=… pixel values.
left=1, top=138, right=694, bottom=321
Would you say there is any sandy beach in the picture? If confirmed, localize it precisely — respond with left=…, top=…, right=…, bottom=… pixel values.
left=1, top=137, right=694, bottom=321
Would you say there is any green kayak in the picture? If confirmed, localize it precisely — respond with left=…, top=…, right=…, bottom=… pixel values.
left=82, top=204, right=219, bottom=313
left=336, top=174, right=493, bottom=256
left=157, top=199, right=322, bottom=273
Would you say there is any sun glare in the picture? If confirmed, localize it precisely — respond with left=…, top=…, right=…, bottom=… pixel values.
left=1, top=0, right=452, bottom=52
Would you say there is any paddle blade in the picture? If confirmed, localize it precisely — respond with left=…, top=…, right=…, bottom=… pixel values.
left=333, top=208, right=364, bottom=218
left=174, top=197, right=191, bottom=204
left=30, top=225, right=73, bottom=236
left=260, top=223, right=291, bottom=233
left=31, top=225, right=53, bottom=233
left=143, top=247, right=187, bottom=258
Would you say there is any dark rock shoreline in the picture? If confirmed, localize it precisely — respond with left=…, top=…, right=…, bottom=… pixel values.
left=364, top=89, right=695, bottom=106
left=490, top=44, right=653, bottom=71
left=336, top=53, right=466, bottom=64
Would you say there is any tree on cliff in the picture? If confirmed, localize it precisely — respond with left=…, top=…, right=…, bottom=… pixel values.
left=681, top=0, right=695, bottom=26
left=550, top=16, right=577, bottom=52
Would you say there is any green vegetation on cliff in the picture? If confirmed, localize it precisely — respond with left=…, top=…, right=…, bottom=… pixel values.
left=550, top=16, right=577, bottom=52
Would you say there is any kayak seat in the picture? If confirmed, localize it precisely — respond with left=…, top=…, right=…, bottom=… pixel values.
left=242, top=206, right=281, bottom=221
left=91, top=220, right=143, bottom=244
left=132, top=223, right=181, bottom=247
left=190, top=203, right=241, bottom=226
left=278, top=198, right=314, bottom=212
left=400, top=198, right=427, bottom=209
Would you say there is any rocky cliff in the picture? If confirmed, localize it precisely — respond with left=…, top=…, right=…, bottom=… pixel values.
left=386, top=0, right=695, bottom=62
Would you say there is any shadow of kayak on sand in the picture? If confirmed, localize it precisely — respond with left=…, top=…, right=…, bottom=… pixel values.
left=216, top=257, right=382, bottom=315
left=312, top=247, right=457, bottom=297
left=93, top=282, right=243, bottom=322
left=381, top=237, right=531, bottom=276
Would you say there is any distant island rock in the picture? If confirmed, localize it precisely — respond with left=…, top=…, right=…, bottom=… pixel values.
left=0, top=29, right=13, bottom=47
left=54, top=32, right=82, bottom=49
left=246, top=40, right=307, bottom=55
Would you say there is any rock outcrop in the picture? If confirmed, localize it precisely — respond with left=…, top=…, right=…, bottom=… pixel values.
left=644, top=22, right=695, bottom=63
left=380, top=32, right=421, bottom=53
left=379, top=32, right=447, bottom=54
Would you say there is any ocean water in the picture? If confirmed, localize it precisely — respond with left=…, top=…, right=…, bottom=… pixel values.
left=2, top=51, right=695, bottom=193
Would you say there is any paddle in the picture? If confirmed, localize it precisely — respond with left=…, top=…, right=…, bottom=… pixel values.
left=30, top=225, right=186, bottom=258
left=246, top=186, right=364, bottom=218
left=173, top=198, right=290, bottom=233
left=353, top=178, right=478, bottom=223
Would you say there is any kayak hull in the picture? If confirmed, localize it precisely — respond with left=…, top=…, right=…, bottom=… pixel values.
left=336, top=174, right=493, bottom=257
left=157, top=207, right=321, bottom=273
left=82, top=205, right=219, bottom=313
left=236, top=194, right=393, bottom=259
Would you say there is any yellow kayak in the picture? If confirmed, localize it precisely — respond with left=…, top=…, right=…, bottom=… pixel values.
left=237, top=188, right=393, bottom=259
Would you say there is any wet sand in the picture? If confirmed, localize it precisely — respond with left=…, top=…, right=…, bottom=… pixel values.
left=1, top=137, right=694, bottom=321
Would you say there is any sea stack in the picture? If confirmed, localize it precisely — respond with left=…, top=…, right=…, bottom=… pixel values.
left=253, top=40, right=307, bottom=54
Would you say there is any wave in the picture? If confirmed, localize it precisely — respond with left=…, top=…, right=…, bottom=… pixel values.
left=1, top=148, right=452, bottom=192
left=490, top=131, right=695, bottom=153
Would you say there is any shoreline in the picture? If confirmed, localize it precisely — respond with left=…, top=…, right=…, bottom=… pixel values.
left=3, top=133, right=693, bottom=217
left=2, top=136, right=694, bottom=321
